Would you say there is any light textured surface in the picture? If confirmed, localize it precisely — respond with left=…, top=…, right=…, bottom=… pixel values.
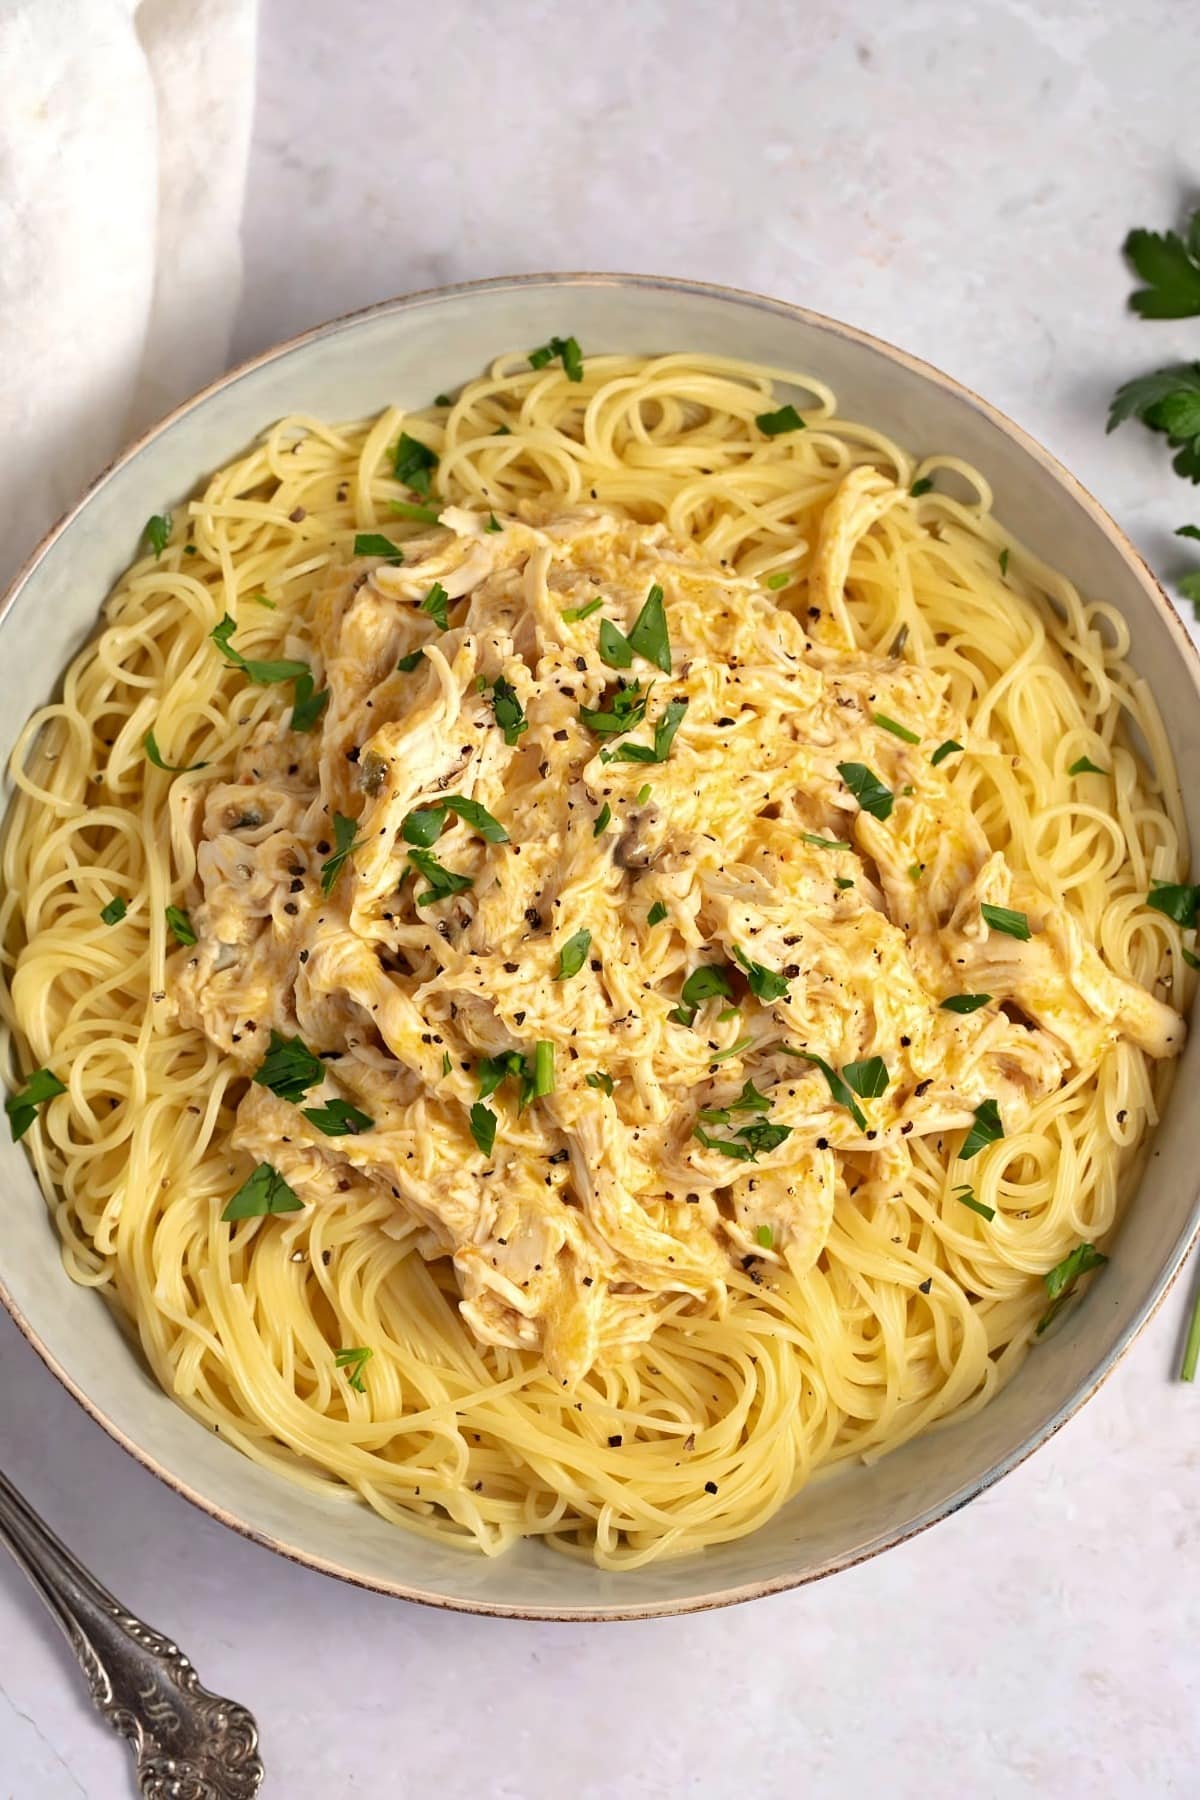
left=3, top=1, right=1200, bottom=1795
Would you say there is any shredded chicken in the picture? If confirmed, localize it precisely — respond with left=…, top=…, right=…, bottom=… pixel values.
left=172, top=495, right=1185, bottom=1384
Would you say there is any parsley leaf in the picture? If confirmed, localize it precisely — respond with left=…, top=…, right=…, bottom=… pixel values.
left=165, top=905, right=196, bottom=946
left=303, top=1098, right=374, bottom=1136
left=1123, top=215, right=1200, bottom=318
left=955, top=1184, right=996, bottom=1221
left=586, top=1071, right=614, bottom=1095
left=695, top=1119, right=793, bottom=1161
left=555, top=928, right=592, bottom=981
left=998, top=547, right=1010, bottom=577
left=627, top=583, right=671, bottom=673
left=402, top=796, right=507, bottom=846
left=290, top=670, right=329, bottom=732
left=842, top=1056, right=889, bottom=1099
left=490, top=676, right=528, bottom=746
left=910, top=476, right=934, bottom=497
left=354, top=532, right=404, bottom=562
left=698, top=1079, right=771, bottom=1124
left=5, top=1067, right=66, bottom=1142
left=143, top=728, right=208, bottom=773
left=397, top=649, right=426, bottom=673
left=407, top=847, right=473, bottom=904
left=222, top=1162, right=304, bottom=1220
left=393, top=432, right=438, bottom=494
left=837, top=761, right=894, bottom=821
left=756, top=1224, right=774, bottom=1248
left=253, top=1031, right=325, bottom=1104
left=210, top=615, right=310, bottom=686
left=469, top=1102, right=497, bottom=1157
left=144, top=513, right=171, bottom=558
left=1147, top=880, right=1200, bottom=926
left=1107, top=362, right=1200, bottom=483
left=764, top=570, right=791, bottom=589
left=321, top=813, right=363, bottom=895
left=390, top=498, right=441, bottom=524
left=562, top=597, right=604, bottom=623
left=940, top=993, right=991, bottom=1014
left=981, top=903, right=1031, bottom=940
left=335, top=1346, right=372, bottom=1391
left=528, top=335, right=583, bottom=380
left=799, top=831, right=851, bottom=851
left=100, top=896, right=126, bottom=926
left=732, top=944, right=790, bottom=1003
left=598, top=617, right=634, bottom=669
left=872, top=712, right=920, bottom=744
left=756, top=403, right=805, bottom=436
left=670, top=962, right=735, bottom=1026
left=593, top=802, right=611, bottom=836
left=1036, top=1241, right=1108, bottom=1335
left=579, top=678, right=649, bottom=736
left=930, top=740, right=963, bottom=767
left=477, top=1051, right=526, bottom=1101
left=792, top=1050, right=867, bottom=1130
left=960, top=1098, right=1003, bottom=1162
left=647, top=900, right=668, bottom=926
left=421, top=581, right=450, bottom=630
left=604, top=695, right=688, bottom=764
left=1068, top=755, right=1104, bottom=776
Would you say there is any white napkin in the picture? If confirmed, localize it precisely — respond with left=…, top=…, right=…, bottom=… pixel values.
left=0, top=0, right=258, bottom=591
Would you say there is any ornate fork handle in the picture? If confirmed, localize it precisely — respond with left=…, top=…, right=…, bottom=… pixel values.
left=0, top=1468, right=264, bottom=1798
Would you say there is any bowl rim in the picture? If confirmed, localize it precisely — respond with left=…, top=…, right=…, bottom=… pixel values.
left=2, top=269, right=1199, bottom=1622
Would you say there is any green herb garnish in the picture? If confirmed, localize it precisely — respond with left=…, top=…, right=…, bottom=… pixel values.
left=253, top=1031, right=325, bottom=1104
left=421, top=581, right=450, bottom=630
left=842, top=1056, right=889, bottom=1100
left=792, top=1050, right=868, bottom=1130
left=562, top=597, right=604, bottom=623
left=872, top=712, right=920, bottom=744
left=800, top=831, right=851, bottom=851
left=603, top=696, right=688, bottom=764
left=490, top=676, right=528, bottom=746
left=303, top=1098, right=375, bottom=1136
left=397, top=649, right=426, bottom=673
left=756, top=403, right=805, bottom=436
left=940, top=993, right=991, bottom=1014
left=390, top=498, right=441, bottom=524
left=5, top=1068, right=65, bottom=1142
left=647, top=900, right=668, bottom=926
left=670, top=962, right=735, bottom=1027
left=998, top=547, right=1010, bottom=576
left=335, top=1346, right=372, bottom=1392
left=321, top=813, right=363, bottom=895
left=1036, top=1241, right=1108, bottom=1335
left=555, top=928, right=592, bottom=981
left=144, top=513, right=171, bottom=558
left=469, top=1102, right=497, bottom=1157
left=585, top=1071, right=614, bottom=1096
left=954, top=1184, right=996, bottom=1221
left=100, top=896, right=127, bottom=926
left=837, top=761, right=894, bottom=821
left=143, top=729, right=208, bottom=773
left=222, top=1162, right=303, bottom=1221
left=210, top=616, right=310, bottom=686
left=960, top=1098, right=1003, bottom=1162
left=755, top=1224, right=774, bottom=1248
left=593, top=803, right=612, bottom=836
left=407, top=848, right=473, bottom=905
left=732, top=945, right=790, bottom=1003
left=980, top=903, right=1031, bottom=940
left=764, top=571, right=791, bottom=589
left=533, top=1040, right=555, bottom=1096
left=401, top=795, right=507, bottom=846
left=694, top=1119, right=792, bottom=1162
left=528, top=335, right=583, bottom=380
left=580, top=679, right=649, bottom=737
left=165, top=905, right=196, bottom=946
left=1146, top=880, right=1200, bottom=926
left=354, top=532, right=405, bottom=562
left=930, top=740, right=963, bottom=767
left=393, top=432, right=438, bottom=494
left=627, top=583, right=671, bottom=673
left=290, top=671, right=329, bottom=732
left=910, top=476, right=934, bottom=497
left=1068, top=755, right=1105, bottom=776
left=698, top=1079, right=771, bottom=1124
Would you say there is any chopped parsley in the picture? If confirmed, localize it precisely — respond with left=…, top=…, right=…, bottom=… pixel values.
left=335, top=1346, right=372, bottom=1392
left=165, top=905, right=196, bottom=946
left=998, top=547, right=1010, bottom=576
left=960, top=1098, right=1003, bottom=1162
left=955, top=1184, right=996, bottom=1221
left=555, top=928, right=592, bottom=981
left=1146, top=880, right=1200, bottom=926
left=800, top=831, right=851, bottom=851
left=940, top=993, right=991, bottom=1014
left=755, top=403, right=805, bottom=436
left=290, top=670, right=329, bottom=732
left=100, top=896, right=127, bottom=926
left=397, top=649, right=426, bottom=673
left=599, top=617, right=633, bottom=669
left=420, top=581, right=450, bottom=630
left=533, top=1040, right=555, bottom=1097
left=602, top=696, right=688, bottom=765
left=441, top=1052, right=452, bottom=1077
left=837, top=761, right=894, bottom=821
left=585, top=1071, right=615, bottom=1095
left=1036, top=1241, right=1108, bottom=1335
left=764, top=571, right=791, bottom=590
left=400, top=795, right=507, bottom=846
left=303, top=1098, right=374, bottom=1136
left=698, top=1079, right=771, bottom=1124
left=485, top=513, right=502, bottom=533
left=842, top=1056, right=889, bottom=1100
left=981, top=903, right=1031, bottom=940
left=732, top=945, right=790, bottom=1003
left=210, top=616, right=310, bottom=686
left=253, top=1031, right=325, bottom=1104
left=562, top=597, right=604, bottom=623
left=593, top=802, right=612, bottom=836
left=5, top=1068, right=65, bottom=1142
left=490, top=676, right=528, bottom=745
left=393, top=432, right=438, bottom=494
left=143, top=513, right=171, bottom=558
left=406, top=848, right=473, bottom=905
left=477, top=1051, right=526, bottom=1101
left=910, top=476, right=934, bottom=497
left=669, top=962, right=734, bottom=1027
left=710, top=1035, right=754, bottom=1063
left=1067, top=755, right=1105, bottom=776
left=1108, top=362, right=1200, bottom=483
left=872, top=712, right=920, bottom=744
left=353, top=532, right=404, bottom=562
left=930, top=740, right=963, bottom=767
left=528, top=334, right=583, bottom=380
left=390, top=498, right=441, bottom=524
left=792, top=1050, right=868, bottom=1130
left=222, top=1162, right=303, bottom=1220
left=695, top=1119, right=793, bottom=1162
left=635, top=783, right=652, bottom=805
left=647, top=900, right=668, bottom=926
left=469, top=1102, right=497, bottom=1158
left=580, top=679, right=649, bottom=736
left=626, top=583, right=672, bottom=673
left=320, top=813, right=363, bottom=895
left=756, top=1224, right=775, bottom=1248
left=1121, top=212, right=1200, bottom=318
left=143, top=728, right=208, bottom=773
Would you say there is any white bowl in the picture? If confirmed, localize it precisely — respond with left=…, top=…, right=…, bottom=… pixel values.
left=3, top=275, right=1199, bottom=1619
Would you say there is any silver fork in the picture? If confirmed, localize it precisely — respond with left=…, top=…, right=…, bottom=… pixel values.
left=0, top=1468, right=264, bottom=1798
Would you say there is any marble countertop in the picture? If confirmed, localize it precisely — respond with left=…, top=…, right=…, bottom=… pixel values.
left=3, top=2, right=1199, bottom=1794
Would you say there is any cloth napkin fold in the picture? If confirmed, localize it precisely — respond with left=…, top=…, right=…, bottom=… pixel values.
left=0, top=0, right=258, bottom=591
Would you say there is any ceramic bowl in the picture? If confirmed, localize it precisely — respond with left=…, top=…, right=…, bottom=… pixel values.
left=3, top=275, right=1198, bottom=1619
